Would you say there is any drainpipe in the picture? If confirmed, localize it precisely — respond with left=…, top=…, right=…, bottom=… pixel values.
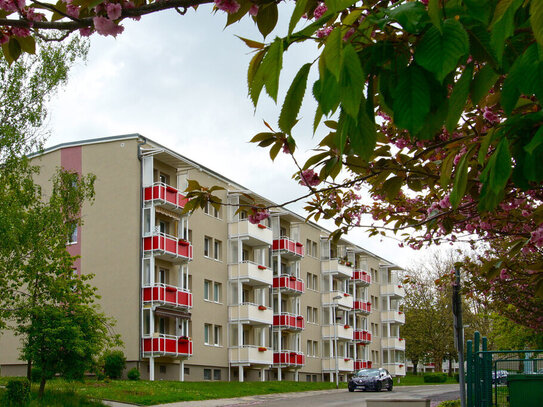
left=137, top=137, right=146, bottom=376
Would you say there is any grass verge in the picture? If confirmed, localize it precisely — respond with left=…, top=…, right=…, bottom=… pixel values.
left=1, top=378, right=346, bottom=406
left=395, top=374, right=459, bottom=386
left=0, top=387, right=105, bottom=407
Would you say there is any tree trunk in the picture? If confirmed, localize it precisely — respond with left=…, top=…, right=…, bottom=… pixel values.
left=26, top=359, right=32, bottom=381
left=413, top=359, right=418, bottom=375
left=39, top=376, right=46, bottom=399
left=448, top=358, right=453, bottom=376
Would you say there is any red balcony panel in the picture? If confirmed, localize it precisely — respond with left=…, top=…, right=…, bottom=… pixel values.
left=272, top=238, right=304, bottom=257
left=144, top=184, right=187, bottom=210
left=273, top=276, right=305, bottom=294
left=354, top=360, right=372, bottom=370
left=142, top=337, right=193, bottom=356
left=351, top=270, right=371, bottom=284
left=273, top=351, right=305, bottom=367
left=142, top=286, right=192, bottom=308
left=353, top=330, right=372, bottom=343
left=273, top=313, right=305, bottom=330
left=143, top=235, right=193, bottom=261
left=353, top=300, right=372, bottom=313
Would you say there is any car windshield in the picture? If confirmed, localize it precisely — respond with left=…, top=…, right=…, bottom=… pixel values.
left=355, top=369, right=380, bottom=377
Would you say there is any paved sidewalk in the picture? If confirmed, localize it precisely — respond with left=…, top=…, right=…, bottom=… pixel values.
left=102, top=389, right=345, bottom=407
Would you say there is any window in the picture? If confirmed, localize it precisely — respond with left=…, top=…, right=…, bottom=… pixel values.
left=159, top=220, right=168, bottom=234
left=312, top=242, right=318, bottom=258
left=184, top=367, right=190, bottom=375
left=213, top=369, right=221, bottom=380
left=214, top=325, right=222, bottom=346
left=159, top=173, right=169, bottom=184
left=307, top=306, right=312, bottom=323
left=204, top=280, right=211, bottom=301
left=204, top=323, right=212, bottom=345
left=204, top=368, right=212, bottom=380
left=213, top=240, right=222, bottom=261
left=204, top=236, right=211, bottom=257
left=158, top=268, right=168, bottom=284
left=204, top=201, right=220, bottom=218
left=307, top=273, right=313, bottom=290
left=313, top=274, right=318, bottom=291
left=159, top=317, right=166, bottom=334
left=67, top=224, right=78, bottom=244
left=213, top=282, right=222, bottom=303
left=159, top=365, right=167, bottom=374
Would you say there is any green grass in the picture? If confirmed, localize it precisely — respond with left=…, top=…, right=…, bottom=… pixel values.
left=0, top=387, right=105, bottom=407
left=1, top=378, right=347, bottom=406
left=395, top=373, right=459, bottom=386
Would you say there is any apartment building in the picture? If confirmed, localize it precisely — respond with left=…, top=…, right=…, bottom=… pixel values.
left=0, top=135, right=406, bottom=382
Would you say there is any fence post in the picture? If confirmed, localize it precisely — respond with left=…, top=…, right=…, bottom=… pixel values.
left=474, top=332, right=481, bottom=407
left=467, top=339, right=473, bottom=407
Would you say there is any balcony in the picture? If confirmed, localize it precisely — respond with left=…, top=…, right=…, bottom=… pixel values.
left=229, top=346, right=273, bottom=366
left=273, top=351, right=305, bottom=368
left=353, top=300, right=372, bottom=314
left=228, top=220, right=273, bottom=246
left=273, top=313, right=305, bottom=331
left=228, top=261, right=272, bottom=286
left=143, top=182, right=187, bottom=212
left=380, top=284, right=406, bottom=298
left=322, top=259, right=353, bottom=279
left=229, top=303, right=273, bottom=325
left=272, top=237, right=304, bottom=259
left=321, top=291, right=353, bottom=310
left=322, top=324, right=353, bottom=341
left=142, top=284, right=192, bottom=309
left=351, top=270, right=371, bottom=286
left=381, top=310, right=405, bottom=324
left=143, top=233, right=193, bottom=263
left=381, top=337, right=406, bottom=351
left=383, top=362, right=406, bottom=376
left=354, top=360, right=373, bottom=370
left=353, top=330, right=372, bottom=344
left=142, top=334, right=192, bottom=358
left=322, top=358, right=354, bottom=372
left=273, top=275, right=304, bottom=296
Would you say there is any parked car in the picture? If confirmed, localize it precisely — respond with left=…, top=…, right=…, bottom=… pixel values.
left=348, top=368, right=393, bottom=392
left=491, top=370, right=508, bottom=385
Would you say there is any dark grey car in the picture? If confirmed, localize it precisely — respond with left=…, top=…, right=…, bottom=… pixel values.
left=348, top=368, right=394, bottom=392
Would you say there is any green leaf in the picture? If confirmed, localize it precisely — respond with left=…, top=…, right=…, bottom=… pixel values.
left=288, top=0, right=308, bottom=36
left=185, top=180, right=202, bottom=192
left=531, top=0, right=543, bottom=48
left=323, top=27, right=342, bottom=81
left=349, top=105, right=377, bottom=162
left=489, top=0, right=522, bottom=64
left=7, top=38, right=21, bottom=64
left=339, top=45, right=365, bottom=119
left=446, top=63, right=473, bottom=132
left=303, top=151, right=331, bottom=170
left=325, top=0, right=357, bottom=13
left=256, top=3, right=279, bottom=38
left=1, top=42, right=15, bottom=65
left=314, top=71, right=340, bottom=116
left=524, top=126, right=543, bottom=155
left=471, top=64, right=499, bottom=106
left=250, top=132, right=276, bottom=143
left=439, top=151, right=455, bottom=188
left=16, top=36, right=35, bottom=55
left=382, top=176, right=403, bottom=201
left=414, top=19, right=469, bottom=83
left=386, top=2, right=429, bottom=34
left=478, top=129, right=495, bottom=165
left=253, top=38, right=283, bottom=103
left=269, top=141, right=282, bottom=161
left=427, top=0, right=442, bottom=31
left=449, top=148, right=470, bottom=209
left=279, top=63, right=311, bottom=134
left=248, top=49, right=266, bottom=106
left=392, top=65, right=431, bottom=134
left=226, top=1, right=252, bottom=28
left=313, top=105, right=324, bottom=133
left=488, top=138, right=512, bottom=194
left=236, top=35, right=265, bottom=49
left=490, top=0, right=514, bottom=28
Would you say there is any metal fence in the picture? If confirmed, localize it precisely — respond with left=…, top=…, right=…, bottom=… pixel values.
left=466, top=331, right=543, bottom=407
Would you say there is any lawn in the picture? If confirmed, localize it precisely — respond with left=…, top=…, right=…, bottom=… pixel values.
left=0, top=378, right=346, bottom=406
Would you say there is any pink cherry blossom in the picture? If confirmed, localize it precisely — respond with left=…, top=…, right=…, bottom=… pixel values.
left=316, top=26, right=333, bottom=38
left=12, top=27, right=30, bottom=37
left=79, top=27, right=93, bottom=36
left=66, top=4, right=80, bottom=18
left=214, top=0, right=240, bottom=14
left=249, top=4, right=258, bottom=16
left=299, top=169, right=321, bottom=187
left=93, top=16, right=124, bottom=37
left=483, top=106, right=500, bottom=123
left=247, top=209, right=270, bottom=224
left=106, top=2, right=122, bottom=20
left=314, top=3, right=327, bottom=20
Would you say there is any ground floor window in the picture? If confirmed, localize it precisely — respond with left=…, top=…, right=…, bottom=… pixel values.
left=204, top=368, right=212, bottom=380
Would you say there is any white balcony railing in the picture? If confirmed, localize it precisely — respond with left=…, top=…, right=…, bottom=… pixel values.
left=381, top=310, right=405, bottom=324
left=322, top=358, right=354, bottom=372
left=381, top=337, right=406, bottom=350
left=380, top=284, right=406, bottom=298
left=383, top=362, right=406, bottom=376
left=229, top=345, right=273, bottom=365
left=321, top=259, right=353, bottom=279
left=322, top=324, right=354, bottom=341
left=228, top=220, right=273, bottom=246
left=228, top=303, right=273, bottom=325
left=321, top=291, right=353, bottom=310
left=228, top=261, right=273, bottom=286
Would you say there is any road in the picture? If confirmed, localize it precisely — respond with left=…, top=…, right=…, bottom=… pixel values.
left=149, top=384, right=460, bottom=407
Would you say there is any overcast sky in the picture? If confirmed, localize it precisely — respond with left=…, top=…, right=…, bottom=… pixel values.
left=45, top=5, right=431, bottom=269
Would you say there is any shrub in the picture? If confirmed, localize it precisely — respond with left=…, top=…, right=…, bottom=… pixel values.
left=127, top=367, right=140, bottom=381
left=423, top=373, right=448, bottom=383
left=437, top=400, right=461, bottom=407
left=5, top=378, right=30, bottom=406
left=454, top=373, right=460, bottom=382
left=103, top=350, right=126, bottom=379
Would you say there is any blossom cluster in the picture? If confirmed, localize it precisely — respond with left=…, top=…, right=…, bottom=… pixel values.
left=247, top=208, right=270, bottom=225
left=299, top=169, right=321, bottom=187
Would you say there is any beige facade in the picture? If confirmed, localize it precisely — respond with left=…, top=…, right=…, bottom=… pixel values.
left=0, top=135, right=406, bottom=382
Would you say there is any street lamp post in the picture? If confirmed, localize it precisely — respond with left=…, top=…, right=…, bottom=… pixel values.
left=332, top=295, right=343, bottom=389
